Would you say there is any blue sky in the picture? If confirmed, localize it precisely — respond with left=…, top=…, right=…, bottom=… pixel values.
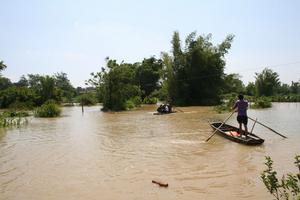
left=1, top=0, right=300, bottom=87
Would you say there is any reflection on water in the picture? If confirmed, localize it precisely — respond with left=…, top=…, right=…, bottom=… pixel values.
left=0, top=103, right=299, bottom=199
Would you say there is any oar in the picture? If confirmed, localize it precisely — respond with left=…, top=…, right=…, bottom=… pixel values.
left=250, top=118, right=257, bottom=134
left=248, top=117, right=287, bottom=138
left=205, top=110, right=235, bottom=142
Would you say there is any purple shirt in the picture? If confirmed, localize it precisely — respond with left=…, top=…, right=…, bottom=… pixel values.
left=233, top=100, right=248, bottom=116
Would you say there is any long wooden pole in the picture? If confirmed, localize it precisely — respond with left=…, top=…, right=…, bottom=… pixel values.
left=250, top=118, right=257, bottom=134
left=205, top=110, right=235, bottom=142
left=248, top=117, right=287, bottom=138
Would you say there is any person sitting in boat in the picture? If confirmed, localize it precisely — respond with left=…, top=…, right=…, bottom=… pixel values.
left=157, top=104, right=166, bottom=113
left=157, top=104, right=171, bottom=113
left=164, top=104, right=169, bottom=113
left=167, top=104, right=172, bottom=113
left=232, top=94, right=249, bottom=137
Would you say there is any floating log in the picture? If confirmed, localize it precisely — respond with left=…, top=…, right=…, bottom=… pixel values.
left=152, top=180, right=168, bottom=187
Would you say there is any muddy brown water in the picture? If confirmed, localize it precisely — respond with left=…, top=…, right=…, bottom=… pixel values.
left=0, top=103, right=299, bottom=199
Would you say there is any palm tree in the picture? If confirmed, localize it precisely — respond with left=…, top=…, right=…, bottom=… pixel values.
left=0, top=60, right=7, bottom=72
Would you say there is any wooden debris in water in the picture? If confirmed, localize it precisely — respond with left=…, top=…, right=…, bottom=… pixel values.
left=152, top=180, right=168, bottom=187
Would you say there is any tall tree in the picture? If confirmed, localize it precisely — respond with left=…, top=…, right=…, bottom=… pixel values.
left=15, top=75, right=29, bottom=87
left=54, top=72, right=76, bottom=101
left=277, top=83, right=290, bottom=95
left=222, top=73, right=245, bottom=94
left=89, top=59, right=141, bottom=111
left=290, top=81, right=300, bottom=94
left=170, top=31, right=188, bottom=105
left=135, top=57, right=163, bottom=100
left=164, top=31, right=234, bottom=105
left=255, top=68, right=280, bottom=96
left=0, top=60, right=12, bottom=91
left=246, top=82, right=255, bottom=96
left=0, top=77, right=12, bottom=90
left=27, top=74, right=62, bottom=105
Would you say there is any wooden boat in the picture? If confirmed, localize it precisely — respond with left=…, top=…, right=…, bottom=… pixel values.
left=209, top=122, right=264, bottom=145
left=153, top=111, right=176, bottom=115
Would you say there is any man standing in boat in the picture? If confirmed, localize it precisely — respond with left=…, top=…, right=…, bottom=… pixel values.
left=232, top=94, right=249, bottom=136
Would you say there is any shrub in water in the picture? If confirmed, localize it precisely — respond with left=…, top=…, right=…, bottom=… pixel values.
left=143, top=96, right=158, bottom=104
left=131, top=96, right=142, bottom=106
left=123, top=96, right=142, bottom=110
left=214, top=93, right=237, bottom=113
left=35, top=101, right=61, bottom=117
left=76, top=93, right=97, bottom=106
left=252, top=97, right=272, bottom=109
left=124, top=100, right=135, bottom=110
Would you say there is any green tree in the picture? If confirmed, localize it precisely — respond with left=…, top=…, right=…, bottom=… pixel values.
left=0, top=86, right=37, bottom=108
left=0, top=77, right=12, bottom=90
left=277, top=83, right=291, bottom=95
left=0, top=60, right=7, bottom=73
left=255, top=68, right=280, bottom=96
left=27, top=74, right=42, bottom=89
left=27, top=74, right=62, bottom=105
left=135, top=57, right=163, bottom=100
left=39, top=75, right=62, bottom=104
left=246, top=82, right=256, bottom=96
left=163, top=31, right=234, bottom=105
left=0, top=60, right=11, bottom=90
left=291, top=81, right=300, bottom=94
left=89, top=58, right=141, bottom=111
left=161, top=52, right=176, bottom=103
left=222, top=73, right=245, bottom=94
left=15, top=75, right=29, bottom=87
left=54, top=72, right=76, bottom=102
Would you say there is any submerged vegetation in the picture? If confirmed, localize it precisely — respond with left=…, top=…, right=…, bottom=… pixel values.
left=0, top=111, right=29, bottom=127
left=261, top=156, right=300, bottom=200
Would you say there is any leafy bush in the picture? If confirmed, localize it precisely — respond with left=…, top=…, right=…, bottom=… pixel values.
left=214, top=93, right=237, bottom=113
left=123, top=96, right=142, bottom=110
left=1, top=111, right=30, bottom=118
left=131, top=96, right=142, bottom=106
left=143, top=96, right=158, bottom=104
left=8, top=101, right=34, bottom=110
left=35, top=101, right=61, bottom=117
left=252, top=97, right=272, bottom=109
left=271, top=95, right=300, bottom=102
left=0, top=86, right=37, bottom=109
left=124, top=100, right=135, bottom=110
left=261, top=155, right=300, bottom=200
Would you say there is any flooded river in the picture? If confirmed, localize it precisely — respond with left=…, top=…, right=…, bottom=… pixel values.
left=0, top=103, right=299, bottom=200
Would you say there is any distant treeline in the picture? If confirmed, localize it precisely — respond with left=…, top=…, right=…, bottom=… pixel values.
left=1, top=31, right=300, bottom=111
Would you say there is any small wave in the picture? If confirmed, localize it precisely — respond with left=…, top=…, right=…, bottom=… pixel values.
left=170, top=140, right=205, bottom=144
